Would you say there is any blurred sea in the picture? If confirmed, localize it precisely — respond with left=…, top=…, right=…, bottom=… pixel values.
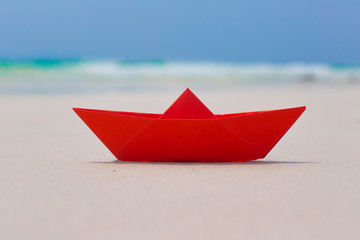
left=1, top=59, right=359, bottom=94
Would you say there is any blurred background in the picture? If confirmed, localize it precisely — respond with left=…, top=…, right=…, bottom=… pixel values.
left=1, top=1, right=360, bottom=240
left=1, top=0, right=359, bottom=93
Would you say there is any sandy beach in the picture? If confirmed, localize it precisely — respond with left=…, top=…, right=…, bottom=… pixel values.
left=1, top=85, right=359, bottom=239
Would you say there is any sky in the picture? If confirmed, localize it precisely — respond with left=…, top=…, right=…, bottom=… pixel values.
left=0, top=0, right=359, bottom=62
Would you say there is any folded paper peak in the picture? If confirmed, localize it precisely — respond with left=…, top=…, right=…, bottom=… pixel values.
left=74, top=88, right=305, bottom=162
left=160, top=88, right=216, bottom=119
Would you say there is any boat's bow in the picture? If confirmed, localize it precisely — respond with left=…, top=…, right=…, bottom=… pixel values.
left=217, top=106, right=306, bottom=158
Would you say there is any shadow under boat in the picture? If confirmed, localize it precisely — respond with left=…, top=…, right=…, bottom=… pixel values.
left=89, top=160, right=318, bottom=166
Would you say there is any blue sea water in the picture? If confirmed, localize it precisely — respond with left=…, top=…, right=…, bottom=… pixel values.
left=0, top=59, right=359, bottom=94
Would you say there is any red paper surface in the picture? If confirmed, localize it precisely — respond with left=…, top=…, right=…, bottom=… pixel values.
left=74, top=88, right=305, bottom=162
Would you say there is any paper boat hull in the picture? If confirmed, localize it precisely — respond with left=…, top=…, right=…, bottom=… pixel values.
left=73, top=106, right=305, bottom=162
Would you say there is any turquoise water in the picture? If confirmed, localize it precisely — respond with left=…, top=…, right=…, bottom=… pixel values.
left=1, top=59, right=359, bottom=94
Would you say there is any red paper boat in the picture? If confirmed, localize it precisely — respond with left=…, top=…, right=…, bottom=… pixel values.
left=74, top=88, right=305, bottom=162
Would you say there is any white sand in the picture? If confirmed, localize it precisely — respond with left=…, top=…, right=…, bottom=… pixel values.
left=1, top=85, right=360, bottom=239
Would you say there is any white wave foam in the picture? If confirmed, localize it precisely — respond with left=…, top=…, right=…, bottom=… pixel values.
left=1, top=60, right=360, bottom=94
